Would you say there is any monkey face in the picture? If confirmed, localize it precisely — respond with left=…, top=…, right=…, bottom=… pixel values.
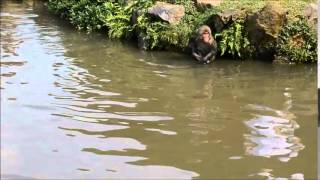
left=202, top=32, right=211, bottom=43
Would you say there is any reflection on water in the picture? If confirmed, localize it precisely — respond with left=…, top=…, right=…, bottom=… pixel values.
left=244, top=114, right=304, bottom=161
left=249, top=168, right=304, bottom=180
left=0, top=0, right=317, bottom=179
left=244, top=88, right=304, bottom=163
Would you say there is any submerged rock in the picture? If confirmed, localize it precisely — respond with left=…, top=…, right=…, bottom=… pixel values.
left=147, top=1, right=185, bottom=24
left=246, top=2, right=287, bottom=59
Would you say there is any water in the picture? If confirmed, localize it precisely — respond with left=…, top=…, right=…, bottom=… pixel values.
left=1, top=1, right=317, bottom=179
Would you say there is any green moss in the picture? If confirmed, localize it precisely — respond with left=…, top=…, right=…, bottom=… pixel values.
left=276, top=16, right=317, bottom=63
left=217, top=0, right=317, bottom=18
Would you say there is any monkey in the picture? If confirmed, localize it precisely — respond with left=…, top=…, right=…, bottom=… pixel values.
left=190, top=25, right=218, bottom=64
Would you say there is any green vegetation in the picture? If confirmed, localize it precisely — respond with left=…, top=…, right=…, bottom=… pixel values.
left=216, top=20, right=250, bottom=58
left=276, top=16, right=317, bottom=63
left=132, top=0, right=217, bottom=50
left=47, top=0, right=106, bottom=31
left=47, top=0, right=317, bottom=63
left=102, top=2, right=135, bottom=39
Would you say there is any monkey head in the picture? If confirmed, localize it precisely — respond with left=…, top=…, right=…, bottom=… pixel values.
left=197, top=25, right=213, bottom=44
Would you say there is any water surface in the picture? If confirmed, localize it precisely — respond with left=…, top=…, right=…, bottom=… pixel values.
left=1, top=1, right=317, bottom=179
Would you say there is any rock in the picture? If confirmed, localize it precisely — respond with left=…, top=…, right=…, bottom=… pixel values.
left=206, top=9, right=246, bottom=33
left=131, top=9, right=143, bottom=25
left=304, top=3, right=317, bottom=29
left=209, top=14, right=225, bottom=33
left=247, top=2, right=287, bottom=40
left=245, top=2, right=287, bottom=59
left=273, top=55, right=292, bottom=65
left=147, top=2, right=185, bottom=24
left=195, top=0, right=223, bottom=11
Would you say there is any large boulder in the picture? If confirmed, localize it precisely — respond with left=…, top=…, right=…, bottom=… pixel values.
left=247, top=3, right=287, bottom=41
left=245, top=2, right=287, bottom=59
left=147, top=2, right=185, bottom=24
left=304, top=3, right=317, bottom=29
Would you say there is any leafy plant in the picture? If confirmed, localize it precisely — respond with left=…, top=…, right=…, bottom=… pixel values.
left=217, top=20, right=250, bottom=58
left=160, top=23, right=193, bottom=49
left=102, top=2, right=135, bottom=39
left=47, top=0, right=108, bottom=32
left=69, top=0, right=106, bottom=32
left=135, top=13, right=167, bottom=49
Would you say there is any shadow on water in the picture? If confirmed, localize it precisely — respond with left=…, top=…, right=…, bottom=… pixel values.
left=1, top=0, right=317, bottom=179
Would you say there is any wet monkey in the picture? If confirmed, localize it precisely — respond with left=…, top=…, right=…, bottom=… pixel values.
left=190, top=25, right=217, bottom=64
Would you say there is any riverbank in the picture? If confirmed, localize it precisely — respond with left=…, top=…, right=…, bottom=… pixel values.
left=46, top=0, right=317, bottom=63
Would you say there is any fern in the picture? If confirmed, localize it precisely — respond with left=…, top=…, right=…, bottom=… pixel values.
left=218, top=20, right=250, bottom=58
left=103, top=2, right=134, bottom=39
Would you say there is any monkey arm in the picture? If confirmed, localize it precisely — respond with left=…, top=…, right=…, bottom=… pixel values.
left=190, top=41, right=204, bottom=62
left=203, top=51, right=214, bottom=60
left=203, top=43, right=218, bottom=63
left=189, top=39, right=203, bottom=62
left=203, top=50, right=216, bottom=63
left=192, top=52, right=203, bottom=61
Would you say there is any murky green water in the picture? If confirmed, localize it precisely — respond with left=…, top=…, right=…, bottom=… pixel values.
left=0, top=1, right=317, bottom=179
